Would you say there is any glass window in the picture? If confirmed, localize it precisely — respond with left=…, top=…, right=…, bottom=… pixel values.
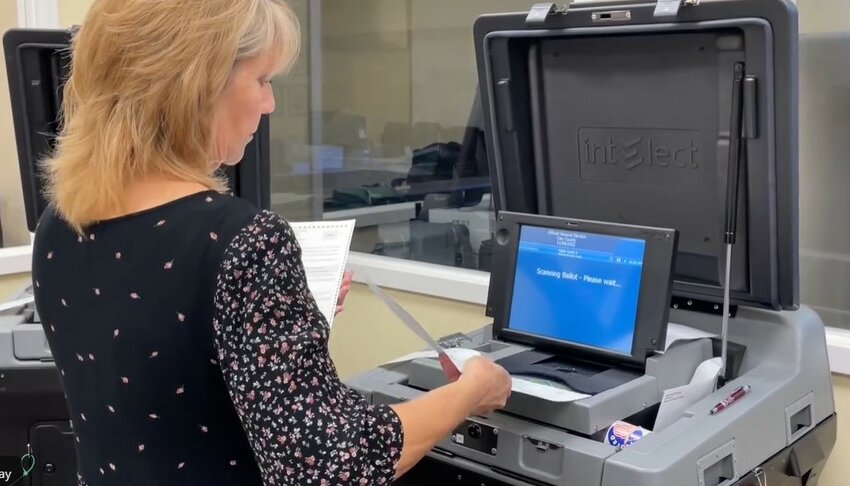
left=270, top=0, right=534, bottom=273
left=0, top=0, right=27, bottom=248
left=270, top=0, right=850, bottom=331
left=797, top=0, right=850, bottom=331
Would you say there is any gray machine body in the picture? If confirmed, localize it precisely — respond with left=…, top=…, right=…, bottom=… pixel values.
left=1, top=320, right=51, bottom=364
left=0, top=290, right=52, bottom=367
left=0, top=300, right=837, bottom=484
left=349, top=305, right=834, bottom=486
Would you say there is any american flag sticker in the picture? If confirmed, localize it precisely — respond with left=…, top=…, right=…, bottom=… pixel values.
left=607, top=421, right=649, bottom=447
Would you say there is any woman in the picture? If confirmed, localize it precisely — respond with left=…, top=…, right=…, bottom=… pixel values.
left=31, top=0, right=512, bottom=484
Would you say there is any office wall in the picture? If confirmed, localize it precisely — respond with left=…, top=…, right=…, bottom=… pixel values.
left=331, top=285, right=850, bottom=485
left=796, top=0, right=850, bottom=332
left=827, top=376, right=850, bottom=485
left=0, top=1, right=27, bottom=247
left=798, top=0, right=850, bottom=34
left=321, top=0, right=411, bottom=142
left=58, top=0, right=94, bottom=27
left=319, top=0, right=532, bottom=142
left=0, top=273, right=30, bottom=301
left=408, top=0, right=532, bottom=129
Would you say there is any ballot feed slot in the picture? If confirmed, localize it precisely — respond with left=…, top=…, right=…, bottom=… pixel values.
left=471, top=341, right=512, bottom=353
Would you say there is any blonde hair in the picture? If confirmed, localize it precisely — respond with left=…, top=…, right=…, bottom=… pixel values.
left=44, top=0, right=300, bottom=231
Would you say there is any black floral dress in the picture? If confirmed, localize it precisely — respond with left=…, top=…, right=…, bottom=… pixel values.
left=32, top=191, right=403, bottom=485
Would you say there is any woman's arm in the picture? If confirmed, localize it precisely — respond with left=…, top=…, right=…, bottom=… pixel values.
left=390, top=380, right=476, bottom=477
left=390, top=356, right=511, bottom=478
left=213, top=211, right=510, bottom=483
left=214, top=212, right=403, bottom=483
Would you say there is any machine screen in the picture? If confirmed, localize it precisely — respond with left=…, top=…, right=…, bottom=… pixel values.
left=507, top=225, right=646, bottom=355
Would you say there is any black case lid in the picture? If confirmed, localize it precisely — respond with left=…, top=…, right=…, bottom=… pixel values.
left=3, top=28, right=271, bottom=232
left=474, top=0, right=799, bottom=310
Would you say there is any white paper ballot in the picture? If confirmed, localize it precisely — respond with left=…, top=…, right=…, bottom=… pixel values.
left=386, top=348, right=477, bottom=369
left=664, top=323, right=718, bottom=351
left=690, top=357, right=723, bottom=385
left=511, top=377, right=590, bottom=402
left=289, top=220, right=355, bottom=328
left=653, top=357, right=722, bottom=431
left=444, top=348, right=482, bottom=372
left=384, top=348, right=590, bottom=403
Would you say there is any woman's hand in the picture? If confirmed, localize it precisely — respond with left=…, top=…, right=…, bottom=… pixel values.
left=389, top=356, right=512, bottom=479
left=457, top=357, right=512, bottom=415
left=334, top=271, right=353, bottom=316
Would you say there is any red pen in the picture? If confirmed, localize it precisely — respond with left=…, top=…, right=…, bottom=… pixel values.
left=710, top=385, right=751, bottom=415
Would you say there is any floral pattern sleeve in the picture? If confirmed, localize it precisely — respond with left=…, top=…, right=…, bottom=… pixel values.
left=213, top=210, right=403, bottom=485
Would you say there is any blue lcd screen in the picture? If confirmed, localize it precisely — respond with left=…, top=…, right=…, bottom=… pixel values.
left=507, top=225, right=647, bottom=355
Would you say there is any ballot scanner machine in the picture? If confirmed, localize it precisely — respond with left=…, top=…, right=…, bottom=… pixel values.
left=349, top=1, right=838, bottom=485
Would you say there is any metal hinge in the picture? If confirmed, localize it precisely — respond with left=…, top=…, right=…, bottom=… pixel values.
left=526, top=2, right=572, bottom=26
left=654, top=0, right=700, bottom=19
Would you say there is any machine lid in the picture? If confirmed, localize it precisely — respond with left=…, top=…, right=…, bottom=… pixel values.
left=474, top=0, right=800, bottom=310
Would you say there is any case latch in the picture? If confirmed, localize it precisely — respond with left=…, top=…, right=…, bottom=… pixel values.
left=526, top=2, right=570, bottom=26
left=654, top=0, right=699, bottom=19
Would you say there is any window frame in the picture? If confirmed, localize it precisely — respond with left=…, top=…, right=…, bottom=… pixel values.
left=16, top=0, right=58, bottom=29
left=3, top=247, right=849, bottom=376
